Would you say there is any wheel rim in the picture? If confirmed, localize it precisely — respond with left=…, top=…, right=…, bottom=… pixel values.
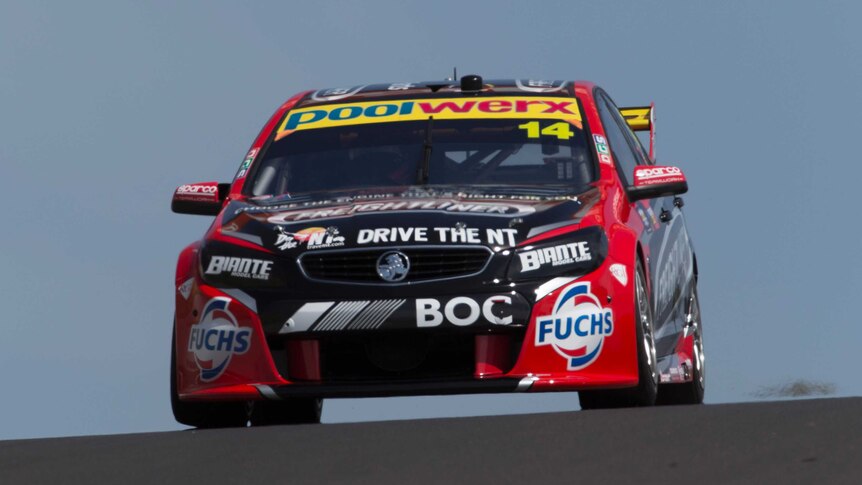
left=636, top=269, right=658, bottom=387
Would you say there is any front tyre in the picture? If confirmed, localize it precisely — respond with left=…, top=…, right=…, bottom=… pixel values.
left=579, top=259, right=658, bottom=409
left=170, top=323, right=250, bottom=428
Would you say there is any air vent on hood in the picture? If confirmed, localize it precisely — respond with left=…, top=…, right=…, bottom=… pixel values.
left=299, top=246, right=493, bottom=284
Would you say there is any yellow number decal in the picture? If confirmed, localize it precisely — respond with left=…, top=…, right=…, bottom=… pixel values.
left=541, top=121, right=574, bottom=140
left=518, top=121, right=574, bottom=140
left=518, top=121, right=541, bottom=138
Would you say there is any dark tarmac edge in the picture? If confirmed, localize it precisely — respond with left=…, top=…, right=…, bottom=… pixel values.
left=1, top=397, right=860, bottom=485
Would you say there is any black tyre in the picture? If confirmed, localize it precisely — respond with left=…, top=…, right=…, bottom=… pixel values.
left=170, top=324, right=250, bottom=428
left=250, top=398, right=323, bottom=426
left=579, top=259, right=658, bottom=409
left=657, top=286, right=705, bottom=405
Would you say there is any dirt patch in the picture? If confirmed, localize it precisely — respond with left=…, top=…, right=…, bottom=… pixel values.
left=752, top=379, right=837, bottom=398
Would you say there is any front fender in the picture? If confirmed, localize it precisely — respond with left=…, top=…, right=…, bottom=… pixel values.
left=508, top=223, right=640, bottom=389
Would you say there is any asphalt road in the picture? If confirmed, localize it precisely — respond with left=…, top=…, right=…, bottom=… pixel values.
left=1, top=397, right=859, bottom=484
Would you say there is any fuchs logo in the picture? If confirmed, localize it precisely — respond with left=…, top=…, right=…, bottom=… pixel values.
left=188, top=298, right=252, bottom=381
left=274, top=226, right=345, bottom=250
left=535, top=282, right=613, bottom=370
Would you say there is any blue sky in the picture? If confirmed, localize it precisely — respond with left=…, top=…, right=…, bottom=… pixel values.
left=1, top=1, right=860, bottom=439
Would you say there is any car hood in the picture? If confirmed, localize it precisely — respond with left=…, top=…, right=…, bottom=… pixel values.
left=216, top=186, right=600, bottom=252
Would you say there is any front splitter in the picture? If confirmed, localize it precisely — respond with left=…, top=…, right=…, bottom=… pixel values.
left=254, top=377, right=538, bottom=399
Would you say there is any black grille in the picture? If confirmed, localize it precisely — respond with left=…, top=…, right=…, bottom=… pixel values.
left=300, top=247, right=491, bottom=283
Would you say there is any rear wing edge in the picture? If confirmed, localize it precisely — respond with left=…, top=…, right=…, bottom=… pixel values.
left=619, top=103, right=656, bottom=161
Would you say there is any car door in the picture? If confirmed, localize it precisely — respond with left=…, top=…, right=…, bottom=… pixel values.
left=595, top=90, right=695, bottom=357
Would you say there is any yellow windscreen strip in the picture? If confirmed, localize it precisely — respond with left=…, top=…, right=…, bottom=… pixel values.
left=276, top=96, right=583, bottom=140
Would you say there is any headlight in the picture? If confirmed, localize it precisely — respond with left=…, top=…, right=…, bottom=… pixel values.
left=507, top=226, right=607, bottom=280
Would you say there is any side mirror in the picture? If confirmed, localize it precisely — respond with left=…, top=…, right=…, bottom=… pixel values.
left=628, top=166, right=688, bottom=201
left=171, top=182, right=231, bottom=216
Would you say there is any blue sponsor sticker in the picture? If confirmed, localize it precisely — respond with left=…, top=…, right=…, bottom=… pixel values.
left=535, top=282, right=613, bottom=370
left=188, top=298, right=252, bottom=381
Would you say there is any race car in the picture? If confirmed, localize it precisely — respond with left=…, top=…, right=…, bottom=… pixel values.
left=170, top=76, right=705, bottom=428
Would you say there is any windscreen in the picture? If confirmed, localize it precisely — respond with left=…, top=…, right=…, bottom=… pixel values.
left=247, top=96, right=595, bottom=197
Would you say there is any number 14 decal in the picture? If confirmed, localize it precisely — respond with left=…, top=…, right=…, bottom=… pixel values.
left=517, top=121, right=574, bottom=140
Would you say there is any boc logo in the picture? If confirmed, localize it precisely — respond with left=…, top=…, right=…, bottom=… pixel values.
left=188, top=298, right=252, bottom=381
left=535, top=282, right=613, bottom=370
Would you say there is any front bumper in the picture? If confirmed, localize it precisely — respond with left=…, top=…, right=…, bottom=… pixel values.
left=174, top=256, right=640, bottom=401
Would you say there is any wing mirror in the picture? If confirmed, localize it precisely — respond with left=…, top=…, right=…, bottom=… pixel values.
left=627, top=166, right=688, bottom=201
left=171, top=182, right=231, bottom=216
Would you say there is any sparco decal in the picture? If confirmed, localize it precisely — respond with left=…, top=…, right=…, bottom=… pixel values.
left=634, top=166, right=685, bottom=186
left=177, top=184, right=217, bottom=195
left=267, top=199, right=535, bottom=223
left=205, top=256, right=273, bottom=280
left=188, top=298, right=252, bottom=381
left=275, top=226, right=345, bottom=250
left=519, top=241, right=591, bottom=272
left=174, top=183, right=219, bottom=202
left=535, top=282, right=613, bottom=370
left=416, top=295, right=513, bottom=327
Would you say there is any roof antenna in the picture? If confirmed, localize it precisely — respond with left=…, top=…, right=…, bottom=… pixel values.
left=453, top=67, right=457, bottom=81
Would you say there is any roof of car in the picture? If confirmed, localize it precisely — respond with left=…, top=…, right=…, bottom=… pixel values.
left=297, top=79, right=578, bottom=107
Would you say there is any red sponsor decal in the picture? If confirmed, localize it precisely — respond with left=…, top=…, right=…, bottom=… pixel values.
left=633, top=166, right=685, bottom=187
left=416, top=99, right=577, bottom=116
left=175, top=182, right=220, bottom=203
left=418, top=101, right=475, bottom=113
left=540, top=100, right=576, bottom=114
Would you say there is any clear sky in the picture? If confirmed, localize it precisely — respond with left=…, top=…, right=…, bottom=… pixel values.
left=1, top=1, right=860, bottom=440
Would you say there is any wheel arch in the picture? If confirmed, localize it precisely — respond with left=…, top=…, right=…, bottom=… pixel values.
left=635, top=241, right=653, bottom=304
left=176, top=240, right=202, bottom=286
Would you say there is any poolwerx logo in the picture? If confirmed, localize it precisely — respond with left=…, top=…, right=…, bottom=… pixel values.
left=206, top=256, right=273, bottom=280
left=418, top=99, right=576, bottom=115
left=277, top=96, right=583, bottom=139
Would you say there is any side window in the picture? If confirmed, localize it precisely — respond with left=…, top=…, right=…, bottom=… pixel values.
left=596, top=93, right=640, bottom=185
left=610, top=100, right=651, bottom=165
left=630, top=131, right=652, bottom=165
left=601, top=92, right=651, bottom=165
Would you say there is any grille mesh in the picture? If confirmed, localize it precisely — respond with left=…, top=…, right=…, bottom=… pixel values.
left=300, top=247, right=491, bottom=283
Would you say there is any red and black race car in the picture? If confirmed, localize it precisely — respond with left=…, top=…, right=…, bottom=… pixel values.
left=170, top=76, right=704, bottom=427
